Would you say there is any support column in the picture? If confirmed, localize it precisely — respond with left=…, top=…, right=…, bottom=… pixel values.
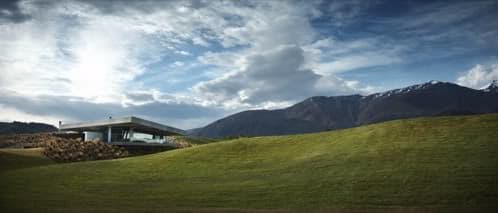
left=107, top=126, right=112, bottom=143
left=128, top=127, right=134, bottom=142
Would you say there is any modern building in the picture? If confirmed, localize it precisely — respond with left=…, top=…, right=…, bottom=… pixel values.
left=59, top=116, right=185, bottom=146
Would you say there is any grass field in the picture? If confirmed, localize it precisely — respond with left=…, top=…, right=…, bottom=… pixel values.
left=1, top=114, right=498, bottom=212
left=0, top=148, right=53, bottom=172
left=177, top=135, right=222, bottom=145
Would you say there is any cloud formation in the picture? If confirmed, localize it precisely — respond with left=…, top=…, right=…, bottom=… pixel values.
left=456, top=64, right=498, bottom=89
left=0, top=0, right=166, bottom=103
left=194, top=45, right=372, bottom=109
left=0, top=0, right=31, bottom=23
left=194, top=46, right=320, bottom=107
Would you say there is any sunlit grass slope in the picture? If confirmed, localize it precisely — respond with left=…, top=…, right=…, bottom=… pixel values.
left=1, top=114, right=498, bottom=212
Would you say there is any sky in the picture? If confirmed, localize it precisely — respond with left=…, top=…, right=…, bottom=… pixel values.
left=1, top=0, right=498, bottom=129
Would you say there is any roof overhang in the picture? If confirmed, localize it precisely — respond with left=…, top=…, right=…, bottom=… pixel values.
left=59, top=116, right=185, bottom=136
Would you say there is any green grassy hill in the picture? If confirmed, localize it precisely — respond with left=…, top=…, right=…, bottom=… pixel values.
left=1, top=114, right=498, bottom=212
left=0, top=148, right=53, bottom=172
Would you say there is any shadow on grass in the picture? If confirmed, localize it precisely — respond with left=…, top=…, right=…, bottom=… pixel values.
left=0, top=149, right=54, bottom=173
left=17, top=206, right=498, bottom=213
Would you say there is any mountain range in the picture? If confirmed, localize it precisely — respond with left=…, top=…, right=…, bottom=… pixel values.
left=192, top=80, right=498, bottom=138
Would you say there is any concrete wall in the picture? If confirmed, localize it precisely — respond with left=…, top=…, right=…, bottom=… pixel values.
left=84, top=131, right=103, bottom=141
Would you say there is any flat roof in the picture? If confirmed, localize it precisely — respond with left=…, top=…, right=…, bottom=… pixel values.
left=59, top=116, right=185, bottom=135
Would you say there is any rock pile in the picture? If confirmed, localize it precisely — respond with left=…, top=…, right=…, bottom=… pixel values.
left=42, top=138, right=128, bottom=162
left=0, top=132, right=82, bottom=148
left=165, top=136, right=192, bottom=148
left=0, top=133, right=52, bottom=148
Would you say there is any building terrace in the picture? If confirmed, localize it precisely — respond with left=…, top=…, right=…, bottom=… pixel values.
left=59, top=116, right=185, bottom=147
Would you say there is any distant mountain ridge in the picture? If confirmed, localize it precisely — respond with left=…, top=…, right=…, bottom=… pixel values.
left=193, top=81, right=498, bottom=138
left=0, top=121, right=58, bottom=135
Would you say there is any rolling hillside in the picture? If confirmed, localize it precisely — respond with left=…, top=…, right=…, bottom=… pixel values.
left=0, top=121, right=58, bottom=135
left=1, top=114, right=498, bottom=212
left=193, top=81, right=498, bottom=137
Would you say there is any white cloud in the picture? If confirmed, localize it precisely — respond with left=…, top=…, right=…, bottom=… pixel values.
left=170, top=61, right=185, bottom=68
left=315, top=53, right=402, bottom=74
left=0, top=105, right=66, bottom=126
left=66, top=22, right=150, bottom=102
left=456, top=64, right=498, bottom=89
left=302, top=37, right=404, bottom=75
left=198, top=51, right=245, bottom=69
left=326, top=0, right=376, bottom=26
left=185, top=1, right=389, bottom=109
left=0, top=0, right=164, bottom=103
left=192, top=37, right=210, bottom=47
left=376, top=1, right=498, bottom=50
left=193, top=45, right=372, bottom=109
left=175, top=50, right=191, bottom=55
left=394, top=1, right=490, bottom=31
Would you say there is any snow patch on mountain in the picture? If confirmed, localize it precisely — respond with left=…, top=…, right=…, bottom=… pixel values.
left=482, top=80, right=498, bottom=92
left=371, top=80, right=448, bottom=98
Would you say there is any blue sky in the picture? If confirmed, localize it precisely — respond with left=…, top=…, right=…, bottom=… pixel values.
left=1, top=0, right=498, bottom=129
